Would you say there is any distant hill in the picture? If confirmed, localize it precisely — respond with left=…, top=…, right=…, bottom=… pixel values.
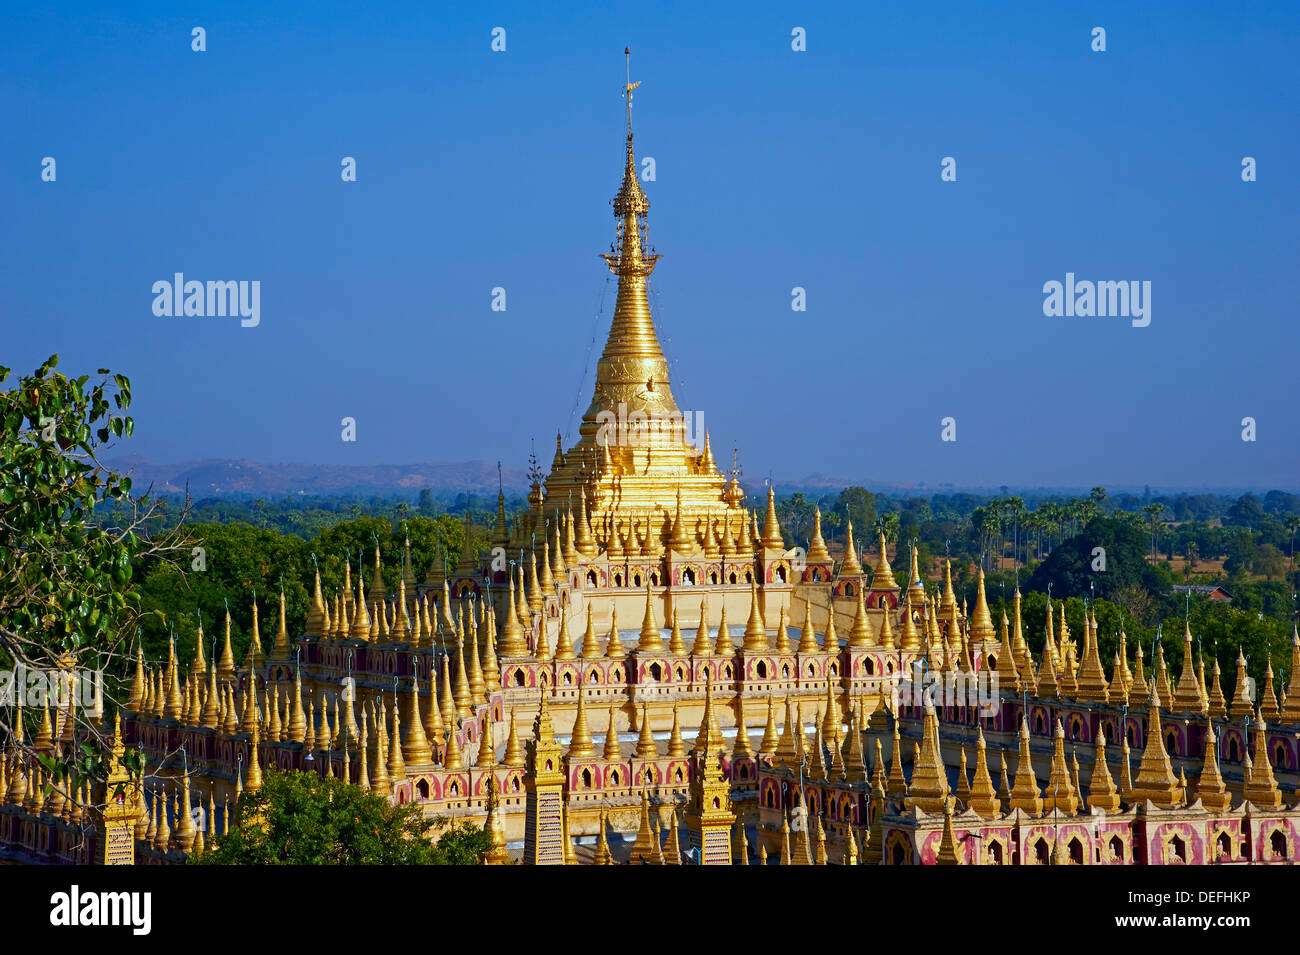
left=104, top=456, right=1286, bottom=501
left=107, top=456, right=530, bottom=498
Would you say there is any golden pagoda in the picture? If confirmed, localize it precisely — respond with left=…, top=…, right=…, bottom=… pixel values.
left=685, top=676, right=737, bottom=864
left=527, top=49, right=739, bottom=549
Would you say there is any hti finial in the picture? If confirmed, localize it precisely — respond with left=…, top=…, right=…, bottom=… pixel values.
left=623, top=46, right=641, bottom=136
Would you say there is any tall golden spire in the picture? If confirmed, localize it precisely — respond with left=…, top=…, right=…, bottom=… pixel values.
left=1085, top=729, right=1121, bottom=812
left=1109, top=652, right=1129, bottom=707
left=475, top=704, right=496, bottom=769
left=362, top=706, right=387, bottom=795
left=940, top=561, right=958, bottom=619
left=634, top=702, right=656, bottom=759
left=667, top=701, right=686, bottom=757
left=806, top=509, right=831, bottom=565
left=1011, top=588, right=1031, bottom=672
left=482, top=776, right=510, bottom=865
left=995, top=753, right=1011, bottom=813
left=968, top=727, right=1001, bottom=818
left=1193, top=720, right=1232, bottom=812
left=884, top=719, right=907, bottom=799
left=271, top=589, right=292, bottom=662
left=629, top=786, right=664, bottom=865
left=954, top=747, right=971, bottom=806
left=605, top=605, right=625, bottom=658
left=401, top=683, right=434, bottom=765
left=452, top=624, right=473, bottom=716
left=568, top=681, right=596, bottom=758
left=935, top=801, right=963, bottom=865
left=872, top=533, right=897, bottom=589
left=1008, top=718, right=1043, bottom=815
left=668, top=606, right=687, bottom=655
left=580, top=604, right=602, bottom=659
left=385, top=697, right=407, bottom=781
left=820, top=677, right=841, bottom=750
left=245, top=719, right=264, bottom=792
left=1283, top=625, right=1300, bottom=723
left=1259, top=660, right=1280, bottom=723
left=1130, top=684, right=1182, bottom=808
left=499, top=572, right=527, bottom=657
left=554, top=605, right=576, bottom=660
left=742, top=578, right=767, bottom=651
left=1042, top=719, right=1079, bottom=815
left=1170, top=621, right=1203, bottom=712
left=1153, top=643, right=1173, bottom=708
left=797, top=599, right=819, bottom=654
left=638, top=581, right=664, bottom=652
left=350, top=572, right=372, bottom=642
left=1074, top=608, right=1110, bottom=703
left=887, top=595, right=906, bottom=652
left=773, top=602, right=791, bottom=653
left=1243, top=709, right=1282, bottom=809
left=761, top=487, right=783, bottom=549
left=839, top=702, right=865, bottom=782
left=1229, top=648, right=1253, bottom=720
left=994, top=610, right=1019, bottom=692
left=968, top=568, right=995, bottom=644
left=840, top=521, right=863, bottom=576
left=577, top=48, right=676, bottom=446
left=711, top=603, right=733, bottom=656
left=127, top=645, right=145, bottom=710
left=759, top=693, right=780, bottom=754
left=593, top=806, right=613, bottom=865
left=847, top=583, right=873, bottom=649
left=903, top=704, right=949, bottom=814
left=218, top=611, right=237, bottom=681
left=693, top=673, right=726, bottom=756
left=691, top=598, right=712, bottom=655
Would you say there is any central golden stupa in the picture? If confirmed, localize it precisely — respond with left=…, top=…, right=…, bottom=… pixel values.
left=425, top=52, right=923, bottom=670
left=527, top=55, right=740, bottom=556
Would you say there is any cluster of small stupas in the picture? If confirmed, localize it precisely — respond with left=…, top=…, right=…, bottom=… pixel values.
left=758, top=590, right=1300, bottom=865
left=4, top=61, right=1299, bottom=865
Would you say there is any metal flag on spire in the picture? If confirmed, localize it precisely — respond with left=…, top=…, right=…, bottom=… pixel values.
left=624, top=46, right=641, bottom=133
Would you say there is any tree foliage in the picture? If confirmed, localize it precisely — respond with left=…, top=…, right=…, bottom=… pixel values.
left=1026, top=517, right=1164, bottom=601
left=1, top=357, right=141, bottom=657
left=0, top=357, right=186, bottom=791
left=194, top=769, right=491, bottom=865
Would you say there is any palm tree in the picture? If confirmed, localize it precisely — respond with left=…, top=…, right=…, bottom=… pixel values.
left=1043, top=501, right=1066, bottom=547
left=1002, top=496, right=1026, bottom=569
left=976, top=508, right=1000, bottom=572
left=986, top=497, right=1005, bottom=570
left=1286, top=515, right=1300, bottom=573
left=1067, top=498, right=1092, bottom=536
left=1141, top=503, right=1164, bottom=561
left=1026, top=509, right=1045, bottom=561
left=1077, top=497, right=1099, bottom=528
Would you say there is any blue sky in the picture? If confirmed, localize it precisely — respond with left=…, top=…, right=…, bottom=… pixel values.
left=3, top=1, right=1297, bottom=489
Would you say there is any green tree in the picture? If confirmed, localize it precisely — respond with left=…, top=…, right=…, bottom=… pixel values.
left=195, top=769, right=490, bottom=865
left=1252, top=543, right=1286, bottom=581
left=1026, top=517, right=1166, bottom=602
left=0, top=358, right=186, bottom=790
left=836, top=487, right=876, bottom=541
left=1141, top=502, right=1164, bottom=560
